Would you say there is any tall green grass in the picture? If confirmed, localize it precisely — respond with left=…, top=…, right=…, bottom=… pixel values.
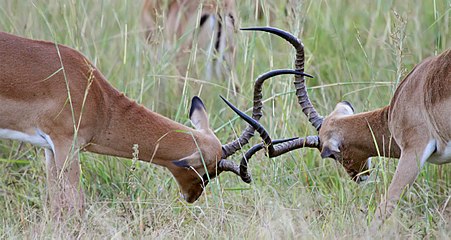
left=0, top=0, right=450, bottom=238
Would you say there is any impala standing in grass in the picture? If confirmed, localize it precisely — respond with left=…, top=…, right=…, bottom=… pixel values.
left=0, top=30, right=307, bottom=217
left=141, top=0, right=238, bottom=91
left=238, top=27, right=451, bottom=229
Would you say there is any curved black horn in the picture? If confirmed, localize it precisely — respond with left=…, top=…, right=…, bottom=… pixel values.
left=239, top=135, right=321, bottom=182
left=217, top=159, right=240, bottom=176
left=238, top=137, right=299, bottom=183
left=221, top=69, right=313, bottom=158
left=220, top=95, right=274, bottom=153
left=241, top=27, right=324, bottom=131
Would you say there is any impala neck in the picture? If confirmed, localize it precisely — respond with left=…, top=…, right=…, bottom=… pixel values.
left=343, top=106, right=401, bottom=159
left=87, top=92, right=198, bottom=166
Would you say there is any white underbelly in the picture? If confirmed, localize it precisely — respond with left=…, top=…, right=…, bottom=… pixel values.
left=427, top=141, right=451, bottom=165
left=0, top=128, right=54, bottom=151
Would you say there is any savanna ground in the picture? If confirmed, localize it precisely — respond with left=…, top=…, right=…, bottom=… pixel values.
left=0, top=0, right=450, bottom=239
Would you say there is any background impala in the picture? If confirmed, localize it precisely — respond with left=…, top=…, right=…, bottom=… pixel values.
left=0, top=0, right=449, bottom=238
left=141, top=0, right=239, bottom=93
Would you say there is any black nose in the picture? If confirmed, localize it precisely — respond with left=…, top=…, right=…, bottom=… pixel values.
left=320, top=147, right=337, bottom=160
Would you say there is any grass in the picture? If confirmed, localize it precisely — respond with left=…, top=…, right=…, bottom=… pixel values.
left=0, top=0, right=450, bottom=238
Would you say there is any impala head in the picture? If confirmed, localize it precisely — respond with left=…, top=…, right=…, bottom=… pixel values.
left=166, top=96, right=221, bottom=202
left=319, top=101, right=370, bottom=182
left=169, top=96, right=275, bottom=202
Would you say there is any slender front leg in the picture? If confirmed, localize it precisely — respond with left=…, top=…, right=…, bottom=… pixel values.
left=45, top=140, right=84, bottom=218
left=371, top=150, right=422, bottom=230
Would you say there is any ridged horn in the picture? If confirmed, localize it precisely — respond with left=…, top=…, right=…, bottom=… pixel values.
left=241, top=27, right=324, bottom=131
left=221, top=69, right=313, bottom=158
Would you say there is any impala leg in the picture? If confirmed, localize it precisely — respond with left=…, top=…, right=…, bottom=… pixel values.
left=45, top=141, right=84, bottom=218
left=371, top=150, right=422, bottom=230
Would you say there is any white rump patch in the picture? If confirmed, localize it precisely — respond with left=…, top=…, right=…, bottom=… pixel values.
left=421, top=140, right=451, bottom=166
left=0, top=128, right=55, bottom=153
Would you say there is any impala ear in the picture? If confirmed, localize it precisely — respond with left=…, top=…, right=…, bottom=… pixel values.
left=189, top=96, right=209, bottom=131
left=320, top=145, right=340, bottom=159
left=336, top=101, right=355, bottom=115
left=340, top=101, right=355, bottom=113
left=172, top=151, right=201, bottom=169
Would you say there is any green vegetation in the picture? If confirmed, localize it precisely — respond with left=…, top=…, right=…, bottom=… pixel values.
left=0, top=0, right=449, bottom=238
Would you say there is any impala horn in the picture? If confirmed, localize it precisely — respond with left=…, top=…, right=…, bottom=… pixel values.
left=241, top=27, right=324, bottom=131
left=219, top=70, right=313, bottom=182
left=221, top=69, right=314, bottom=158
left=233, top=27, right=325, bottom=182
